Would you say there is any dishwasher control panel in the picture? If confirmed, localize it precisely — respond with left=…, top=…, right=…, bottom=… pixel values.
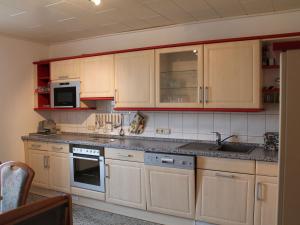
left=144, top=152, right=195, bottom=170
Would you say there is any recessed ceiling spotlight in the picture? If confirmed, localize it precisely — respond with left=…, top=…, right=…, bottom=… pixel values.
left=90, top=0, right=101, bottom=6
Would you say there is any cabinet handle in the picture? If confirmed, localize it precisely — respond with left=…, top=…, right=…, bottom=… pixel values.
left=52, top=146, right=63, bottom=151
left=257, top=183, right=263, bottom=201
left=58, top=75, right=69, bottom=79
left=117, top=153, right=133, bottom=158
left=31, top=144, right=41, bottom=149
left=105, top=164, right=110, bottom=178
left=199, top=87, right=203, bottom=103
left=205, top=86, right=209, bottom=103
left=215, top=172, right=235, bottom=179
left=43, top=156, right=47, bottom=169
left=46, top=156, right=50, bottom=169
left=114, top=89, right=118, bottom=104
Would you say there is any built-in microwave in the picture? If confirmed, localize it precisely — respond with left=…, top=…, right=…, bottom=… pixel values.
left=51, top=81, right=80, bottom=108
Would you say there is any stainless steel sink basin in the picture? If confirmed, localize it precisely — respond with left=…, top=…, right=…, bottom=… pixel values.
left=209, top=143, right=255, bottom=153
left=179, top=142, right=255, bottom=154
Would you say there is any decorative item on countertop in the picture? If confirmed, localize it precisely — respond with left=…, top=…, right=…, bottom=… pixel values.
left=264, top=132, right=279, bottom=151
left=128, top=112, right=146, bottom=134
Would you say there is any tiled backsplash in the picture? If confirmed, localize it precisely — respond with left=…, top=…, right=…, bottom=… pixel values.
left=49, top=102, right=279, bottom=144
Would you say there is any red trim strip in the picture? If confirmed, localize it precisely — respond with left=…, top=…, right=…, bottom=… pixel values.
left=33, top=32, right=300, bottom=64
left=80, top=97, right=114, bottom=101
left=34, top=107, right=96, bottom=111
left=113, top=108, right=264, bottom=112
left=273, top=40, right=300, bottom=51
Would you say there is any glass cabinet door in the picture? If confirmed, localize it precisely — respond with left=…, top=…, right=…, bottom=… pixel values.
left=156, top=45, right=203, bottom=107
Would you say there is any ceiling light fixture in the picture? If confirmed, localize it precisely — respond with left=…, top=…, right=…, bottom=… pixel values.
left=90, top=0, right=101, bottom=6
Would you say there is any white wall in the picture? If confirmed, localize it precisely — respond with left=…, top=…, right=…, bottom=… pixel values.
left=49, top=10, right=300, bottom=58
left=0, top=35, right=49, bottom=162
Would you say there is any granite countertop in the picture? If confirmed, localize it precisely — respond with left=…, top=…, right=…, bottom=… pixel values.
left=21, top=133, right=278, bottom=162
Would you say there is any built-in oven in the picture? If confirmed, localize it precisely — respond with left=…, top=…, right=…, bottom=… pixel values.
left=51, top=81, right=80, bottom=108
left=70, top=144, right=105, bottom=192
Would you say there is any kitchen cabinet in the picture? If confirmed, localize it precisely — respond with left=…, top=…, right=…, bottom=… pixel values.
left=196, top=169, right=255, bottom=225
left=105, top=159, right=146, bottom=210
left=81, top=55, right=115, bottom=98
left=203, top=40, right=262, bottom=108
left=145, top=165, right=195, bottom=219
left=114, top=50, right=155, bottom=108
left=26, top=142, right=70, bottom=193
left=28, top=149, right=49, bottom=188
left=254, top=176, right=278, bottom=225
left=51, top=59, right=81, bottom=81
left=155, top=45, right=204, bottom=108
left=49, top=152, right=70, bottom=193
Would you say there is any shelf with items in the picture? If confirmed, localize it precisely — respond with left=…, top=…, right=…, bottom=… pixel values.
left=36, top=63, right=51, bottom=108
left=34, top=107, right=96, bottom=111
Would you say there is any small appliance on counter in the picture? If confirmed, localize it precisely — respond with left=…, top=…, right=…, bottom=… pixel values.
left=264, top=132, right=279, bottom=151
left=37, top=119, right=57, bottom=135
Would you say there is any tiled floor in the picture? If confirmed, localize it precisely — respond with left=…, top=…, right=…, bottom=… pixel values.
left=27, top=194, right=160, bottom=225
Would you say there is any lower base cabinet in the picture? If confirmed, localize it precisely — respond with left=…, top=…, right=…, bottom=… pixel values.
left=254, top=176, right=278, bottom=225
left=145, top=165, right=195, bottom=219
left=27, top=145, right=70, bottom=193
left=105, top=159, right=146, bottom=210
left=196, top=169, right=255, bottom=225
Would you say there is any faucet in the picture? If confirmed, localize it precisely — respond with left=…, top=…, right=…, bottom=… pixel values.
left=212, top=132, right=237, bottom=146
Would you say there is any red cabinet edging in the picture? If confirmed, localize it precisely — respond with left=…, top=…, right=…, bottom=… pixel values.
left=80, top=97, right=114, bottom=101
left=113, top=108, right=264, bottom=112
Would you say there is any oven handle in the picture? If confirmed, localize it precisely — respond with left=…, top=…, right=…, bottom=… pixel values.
left=70, top=156, right=99, bottom=162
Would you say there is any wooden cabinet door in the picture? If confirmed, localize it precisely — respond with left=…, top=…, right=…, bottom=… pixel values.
left=196, top=169, right=255, bottom=225
left=28, top=150, right=49, bottom=188
left=254, top=176, right=278, bottom=225
left=155, top=45, right=204, bottom=108
left=204, top=40, right=262, bottom=108
left=49, top=152, right=70, bottom=193
left=114, top=50, right=155, bottom=108
left=51, top=59, right=81, bottom=81
left=105, top=159, right=146, bottom=210
left=81, top=55, right=114, bottom=98
left=145, top=165, right=195, bottom=219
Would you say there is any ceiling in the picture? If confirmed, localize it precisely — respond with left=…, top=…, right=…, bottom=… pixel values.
left=0, top=0, right=300, bottom=44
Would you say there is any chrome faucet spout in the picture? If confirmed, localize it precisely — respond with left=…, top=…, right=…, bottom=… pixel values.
left=212, top=132, right=237, bottom=145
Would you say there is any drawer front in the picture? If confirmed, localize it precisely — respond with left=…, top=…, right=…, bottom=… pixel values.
left=28, top=141, right=48, bottom=151
left=49, top=143, right=69, bottom=153
left=105, top=148, right=144, bottom=162
left=197, top=157, right=255, bottom=174
left=256, top=161, right=279, bottom=177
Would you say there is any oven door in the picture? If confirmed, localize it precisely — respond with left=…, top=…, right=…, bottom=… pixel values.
left=51, top=81, right=80, bottom=108
left=70, top=154, right=105, bottom=192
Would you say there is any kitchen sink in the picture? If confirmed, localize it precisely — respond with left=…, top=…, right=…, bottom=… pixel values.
left=179, top=142, right=255, bottom=154
left=208, top=143, right=255, bottom=153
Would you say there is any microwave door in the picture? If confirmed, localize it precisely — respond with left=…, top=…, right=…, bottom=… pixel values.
left=54, top=87, right=77, bottom=108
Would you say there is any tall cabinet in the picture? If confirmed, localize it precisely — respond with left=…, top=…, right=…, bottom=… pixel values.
left=114, top=50, right=155, bottom=108
left=155, top=45, right=204, bottom=108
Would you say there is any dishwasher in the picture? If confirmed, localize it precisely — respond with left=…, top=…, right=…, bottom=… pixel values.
left=144, top=152, right=195, bottom=219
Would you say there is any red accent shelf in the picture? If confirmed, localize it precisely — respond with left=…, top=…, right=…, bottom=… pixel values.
left=263, top=88, right=280, bottom=94
left=80, top=97, right=114, bottom=101
left=262, top=65, right=280, bottom=69
left=34, top=107, right=96, bottom=111
left=113, top=108, right=264, bottom=112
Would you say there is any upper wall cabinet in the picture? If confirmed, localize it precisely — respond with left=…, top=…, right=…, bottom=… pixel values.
left=51, top=59, right=81, bottom=81
left=114, top=50, right=155, bottom=108
left=155, top=46, right=204, bottom=108
left=81, top=55, right=114, bottom=98
left=204, top=40, right=262, bottom=109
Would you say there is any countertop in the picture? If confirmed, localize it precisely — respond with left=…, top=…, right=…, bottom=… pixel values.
left=21, top=133, right=278, bottom=162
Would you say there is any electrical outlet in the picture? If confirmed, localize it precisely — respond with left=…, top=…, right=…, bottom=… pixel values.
left=156, top=128, right=171, bottom=135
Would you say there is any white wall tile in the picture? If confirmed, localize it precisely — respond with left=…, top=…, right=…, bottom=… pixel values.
left=230, top=113, right=248, bottom=136
left=169, top=112, right=183, bottom=133
left=183, top=133, right=198, bottom=140
left=248, top=114, right=266, bottom=136
left=183, top=113, right=198, bottom=134
left=154, top=112, right=169, bottom=129
left=198, top=113, right=213, bottom=134
left=248, top=136, right=264, bottom=144
left=198, top=133, right=214, bottom=141
left=266, top=114, right=279, bottom=132
left=143, top=112, right=155, bottom=132
left=213, top=113, right=230, bottom=135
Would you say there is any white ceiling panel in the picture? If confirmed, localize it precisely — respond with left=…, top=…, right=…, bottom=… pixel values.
left=240, top=0, right=274, bottom=14
left=0, top=0, right=299, bottom=43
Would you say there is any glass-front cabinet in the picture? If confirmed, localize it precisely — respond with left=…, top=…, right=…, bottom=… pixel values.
left=156, top=45, right=203, bottom=108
